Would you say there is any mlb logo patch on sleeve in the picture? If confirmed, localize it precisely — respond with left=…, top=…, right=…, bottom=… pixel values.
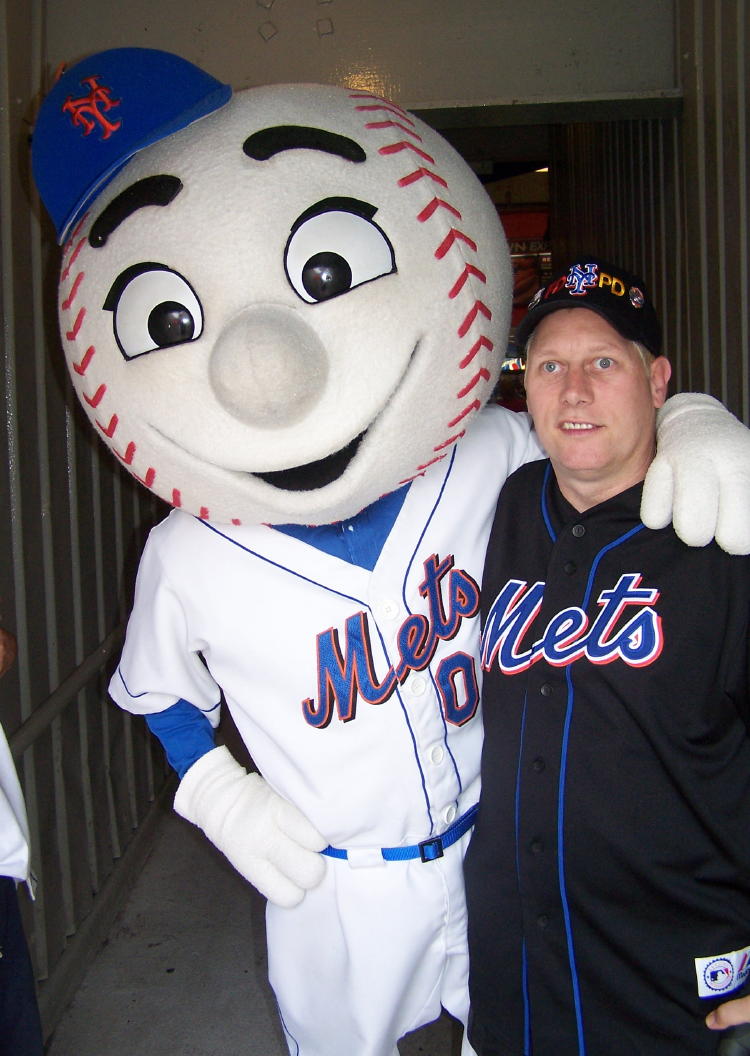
left=696, top=945, right=750, bottom=998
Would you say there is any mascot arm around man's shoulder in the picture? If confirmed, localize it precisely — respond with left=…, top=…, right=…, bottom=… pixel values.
left=648, top=393, right=750, bottom=555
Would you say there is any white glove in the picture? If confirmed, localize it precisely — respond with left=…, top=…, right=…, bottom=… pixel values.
left=174, top=746, right=327, bottom=908
left=643, top=393, right=750, bottom=555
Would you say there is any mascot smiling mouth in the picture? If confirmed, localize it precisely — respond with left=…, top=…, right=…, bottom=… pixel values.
left=254, top=432, right=364, bottom=491
left=253, top=339, right=424, bottom=492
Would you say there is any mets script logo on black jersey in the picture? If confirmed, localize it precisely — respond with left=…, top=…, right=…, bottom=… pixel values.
left=302, top=554, right=480, bottom=729
left=480, top=573, right=663, bottom=674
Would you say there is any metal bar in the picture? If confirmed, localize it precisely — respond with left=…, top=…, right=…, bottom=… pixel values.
left=51, top=715, right=74, bottom=934
left=656, top=121, right=669, bottom=359
left=9, top=626, right=124, bottom=759
left=672, top=117, right=685, bottom=394
left=713, top=0, right=728, bottom=406
left=0, top=0, right=49, bottom=980
left=694, top=0, right=712, bottom=393
left=66, top=404, right=99, bottom=895
left=77, top=686, right=100, bottom=893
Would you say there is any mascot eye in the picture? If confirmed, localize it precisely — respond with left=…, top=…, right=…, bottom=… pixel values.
left=285, top=203, right=395, bottom=304
left=105, top=264, right=204, bottom=360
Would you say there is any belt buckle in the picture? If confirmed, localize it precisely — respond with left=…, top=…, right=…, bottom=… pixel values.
left=419, top=835, right=444, bottom=862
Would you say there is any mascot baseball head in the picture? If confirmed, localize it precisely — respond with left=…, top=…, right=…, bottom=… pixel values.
left=32, top=47, right=512, bottom=525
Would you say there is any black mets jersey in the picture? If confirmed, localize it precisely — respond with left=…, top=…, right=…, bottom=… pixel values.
left=465, top=458, right=750, bottom=1056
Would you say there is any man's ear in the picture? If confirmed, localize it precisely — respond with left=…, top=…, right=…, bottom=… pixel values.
left=650, top=356, right=672, bottom=409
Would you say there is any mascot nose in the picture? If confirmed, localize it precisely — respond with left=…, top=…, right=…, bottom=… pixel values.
left=210, top=306, right=329, bottom=426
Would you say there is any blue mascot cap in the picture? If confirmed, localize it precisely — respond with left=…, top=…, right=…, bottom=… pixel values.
left=31, top=47, right=232, bottom=244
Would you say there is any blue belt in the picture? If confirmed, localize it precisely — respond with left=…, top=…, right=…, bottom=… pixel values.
left=322, top=803, right=478, bottom=863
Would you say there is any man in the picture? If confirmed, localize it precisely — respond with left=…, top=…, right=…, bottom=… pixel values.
left=464, top=258, right=750, bottom=1055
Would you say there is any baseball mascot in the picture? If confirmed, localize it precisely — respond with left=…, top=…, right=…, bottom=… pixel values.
left=31, top=48, right=750, bottom=1056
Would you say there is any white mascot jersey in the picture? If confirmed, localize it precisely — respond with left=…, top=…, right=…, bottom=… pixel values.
left=31, top=46, right=750, bottom=1056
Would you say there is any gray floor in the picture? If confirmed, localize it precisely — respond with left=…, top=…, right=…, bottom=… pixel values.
left=45, top=806, right=461, bottom=1056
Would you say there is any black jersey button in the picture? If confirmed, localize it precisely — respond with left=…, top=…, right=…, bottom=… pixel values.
left=530, top=838, right=544, bottom=855
left=532, top=756, right=546, bottom=773
left=540, top=683, right=552, bottom=697
left=572, top=524, right=586, bottom=538
left=537, top=914, right=550, bottom=929
left=564, top=560, right=577, bottom=574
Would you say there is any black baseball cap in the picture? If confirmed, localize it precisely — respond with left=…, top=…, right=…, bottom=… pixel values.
left=516, top=256, right=662, bottom=356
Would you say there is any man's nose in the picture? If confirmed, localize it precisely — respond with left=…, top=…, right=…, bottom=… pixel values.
left=561, top=366, right=592, bottom=403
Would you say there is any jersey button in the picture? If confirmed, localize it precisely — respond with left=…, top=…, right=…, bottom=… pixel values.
left=429, top=745, right=445, bottom=765
left=411, top=676, right=426, bottom=696
left=564, top=560, right=577, bottom=574
left=532, top=756, right=546, bottom=773
left=540, top=683, right=552, bottom=697
left=379, top=600, right=399, bottom=620
left=443, top=804, right=457, bottom=825
left=572, top=524, right=586, bottom=538
left=530, top=838, right=544, bottom=855
left=537, top=913, right=550, bottom=929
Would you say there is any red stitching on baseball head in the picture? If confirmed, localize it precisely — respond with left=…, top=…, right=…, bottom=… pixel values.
left=96, top=414, right=118, bottom=438
left=61, top=272, right=84, bottom=310
left=135, top=467, right=156, bottom=488
left=66, top=307, right=86, bottom=341
left=397, top=167, right=448, bottom=190
left=433, top=432, right=465, bottom=451
left=448, top=401, right=481, bottom=429
left=115, top=441, right=135, bottom=464
left=417, top=198, right=462, bottom=223
left=352, top=95, right=413, bottom=122
left=460, top=336, right=493, bottom=369
left=409, top=454, right=447, bottom=476
left=365, top=120, right=422, bottom=142
left=435, top=229, right=478, bottom=260
left=457, top=369, right=491, bottom=398
left=348, top=88, right=495, bottom=481
left=61, top=237, right=86, bottom=281
left=354, top=102, right=413, bottom=122
left=449, top=265, right=487, bottom=299
left=457, top=301, right=491, bottom=338
left=83, top=383, right=106, bottom=408
left=378, top=142, right=435, bottom=165
left=64, top=213, right=89, bottom=253
left=73, top=346, right=96, bottom=375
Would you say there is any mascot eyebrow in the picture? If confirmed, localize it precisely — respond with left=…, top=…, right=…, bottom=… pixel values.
left=243, top=125, right=366, bottom=163
left=89, top=174, right=183, bottom=248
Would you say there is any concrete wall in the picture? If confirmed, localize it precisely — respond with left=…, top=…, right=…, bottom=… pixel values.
left=44, top=0, right=676, bottom=109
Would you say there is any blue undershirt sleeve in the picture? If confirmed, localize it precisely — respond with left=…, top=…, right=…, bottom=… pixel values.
left=145, top=699, right=216, bottom=779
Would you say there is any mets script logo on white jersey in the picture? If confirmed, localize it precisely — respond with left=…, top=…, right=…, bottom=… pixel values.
left=480, top=572, right=663, bottom=674
left=303, top=554, right=480, bottom=729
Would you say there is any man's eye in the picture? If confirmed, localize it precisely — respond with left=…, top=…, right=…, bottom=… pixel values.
left=596, top=356, right=613, bottom=369
left=542, top=361, right=558, bottom=374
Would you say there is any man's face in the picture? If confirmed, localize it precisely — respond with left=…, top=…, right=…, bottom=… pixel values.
left=524, top=308, right=671, bottom=508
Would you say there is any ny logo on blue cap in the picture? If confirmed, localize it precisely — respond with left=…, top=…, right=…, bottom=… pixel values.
left=62, top=76, right=122, bottom=140
left=32, top=47, right=232, bottom=244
